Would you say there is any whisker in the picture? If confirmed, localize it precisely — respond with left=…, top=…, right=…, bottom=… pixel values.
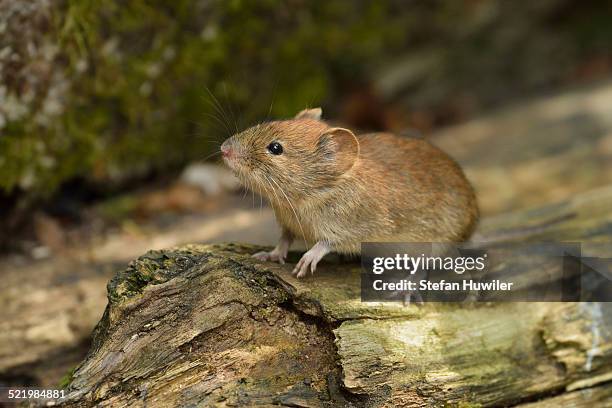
left=267, top=81, right=277, bottom=120
left=201, top=150, right=222, bottom=162
left=261, top=176, right=279, bottom=207
left=222, top=82, right=240, bottom=133
left=241, top=182, right=249, bottom=200
left=268, top=175, right=308, bottom=246
left=251, top=179, right=255, bottom=209
left=203, top=86, right=233, bottom=134
left=187, top=132, right=223, bottom=146
left=200, top=112, right=233, bottom=135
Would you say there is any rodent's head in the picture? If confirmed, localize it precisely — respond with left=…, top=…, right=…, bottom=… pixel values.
left=221, top=108, right=359, bottom=200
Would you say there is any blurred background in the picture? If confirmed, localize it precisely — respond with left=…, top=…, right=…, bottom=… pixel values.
left=1, top=0, right=612, bottom=389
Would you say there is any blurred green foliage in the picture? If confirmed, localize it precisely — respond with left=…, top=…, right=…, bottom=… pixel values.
left=0, top=0, right=404, bottom=197
left=1, top=0, right=611, bottom=200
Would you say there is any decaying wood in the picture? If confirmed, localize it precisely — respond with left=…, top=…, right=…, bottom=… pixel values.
left=60, top=186, right=612, bottom=407
left=62, top=244, right=347, bottom=407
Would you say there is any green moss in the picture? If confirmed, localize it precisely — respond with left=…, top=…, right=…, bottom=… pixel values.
left=0, top=0, right=401, bottom=199
left=108, top=248, right=206, bottom=301
left=58, top=366, right=77, bottom=389
left=105, top=244, right=279, bottom=304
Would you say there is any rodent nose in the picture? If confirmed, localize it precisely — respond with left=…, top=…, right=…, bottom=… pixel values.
left=220, top=143, right=233, bottom=158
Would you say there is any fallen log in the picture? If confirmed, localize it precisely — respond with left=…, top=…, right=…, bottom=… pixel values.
left=61, top=186, right=612, bottom=407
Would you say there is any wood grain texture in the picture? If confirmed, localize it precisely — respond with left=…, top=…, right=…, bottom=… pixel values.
left=61, top=185, right=612, bottom=407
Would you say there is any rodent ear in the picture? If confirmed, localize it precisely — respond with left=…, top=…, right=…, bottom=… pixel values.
left=319, top=127, right=360, bottom=174
left=295, top=107, right=322, bottom=121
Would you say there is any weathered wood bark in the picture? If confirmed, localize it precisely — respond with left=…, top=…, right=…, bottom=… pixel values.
left=60, top=186, right=612, bottom=407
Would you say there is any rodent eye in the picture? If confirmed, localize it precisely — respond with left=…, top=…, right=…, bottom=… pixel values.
left=267, top=142, right=283, bottom=155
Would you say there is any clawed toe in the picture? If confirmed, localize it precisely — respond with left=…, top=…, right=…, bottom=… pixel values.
left=252, top=251, right=271, bottom=261
left=292, top=255, right=314, bottom=278
left=252, top=250, right=287, bottom=264
left=291, top=241, right=331, bottom=279
left=293, top=267, right=309, bottom=278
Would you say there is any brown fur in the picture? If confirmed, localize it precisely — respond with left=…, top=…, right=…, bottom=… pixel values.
left=221, top=111, right=479, bottom=254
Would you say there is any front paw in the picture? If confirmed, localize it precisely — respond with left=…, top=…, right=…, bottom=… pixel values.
left=252, top=250, right=286, bottom=264
left=292, top=251, right=318, bottom=278
left=291, top=241, right=331, bottom=279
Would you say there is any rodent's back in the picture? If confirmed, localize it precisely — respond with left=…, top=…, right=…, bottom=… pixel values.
left=350, top=133, right=478, bottom=244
